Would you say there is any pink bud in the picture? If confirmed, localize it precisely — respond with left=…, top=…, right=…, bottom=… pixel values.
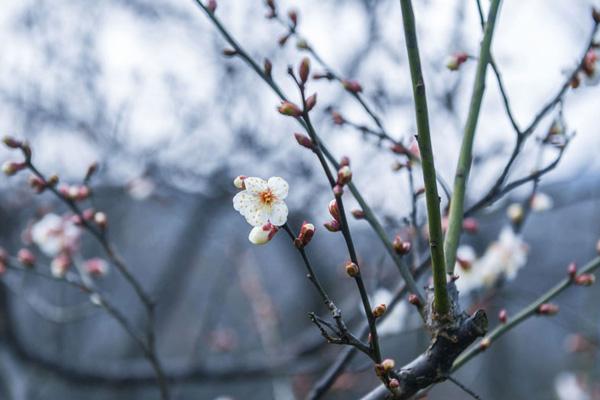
left=536, top=303, right=559, bottom=316
left=392, top=235, right=411, bottom=255
left=462, top=218, right=479, bottom=234
left=3, top=136, right=23, bottom=149
left=248, top=223, right=278, bottom=245
left=299, top=57, right=310, bottom=84
left=351, top=209, right=365, bottom=219
left=28, top=175, right=46, bottom=193
left=233, top=175, right=246, bottom=189
left=574, top=274, right=595, bottom=286
left=18, top=248, right=36, bottom=267
left=389, top=379, right=400, bottom=389
left=85, top=258, right=109, bottom=277
left=324, top=220, right=341, bottom=232
left=567, top=262, right=577, bottom=279
left=408, top=293, right=421, bottom=307
left=77, top=186, right=91, bottom=201
left=287, top=9, right=298, bottom=26
left=295, top=221, right=315, bottom=248
left=331, top=111, right=345, bottom=125
left=278, top=101, right=302, bottom=117
left=342, top=79, right=363, bottom=93
left=305, top=93, right=317, bottom=111
left=498, top=309, right=508, bottom=324
left=294, top=133, right=314, bottom=150
left=337, top=165, right=352, bottom=185
left=82, top=208, right=95, bottom=221
left=390, top=143, right=408, bottom=155
left=51, top=254, right=71, bottom=278
left=328, top=199, right=341, bottom=222
left=332, top=184, right=344, bottom=197
left=446, top=52, right=469, bottom=71
left=206, top=0, right=217, bottom=13
left=2, top=161, right=26, bottom=176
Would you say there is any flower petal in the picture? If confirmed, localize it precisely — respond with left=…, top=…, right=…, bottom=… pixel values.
left=233, top=191, right=255, bottom=212
left=268, top=201, right=288, bottom=226
left=244, top=177, right=268, bottom=195
left=267, top=176, right=289, bottom=199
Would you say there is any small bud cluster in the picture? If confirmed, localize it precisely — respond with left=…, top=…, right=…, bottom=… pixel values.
left=324, top=199, right=341, bottom=232
left=445, top=52, right=469, bottom=71
left=294, top=222, right=315, bottom=248
left=392, top=235, right=411, bottom=255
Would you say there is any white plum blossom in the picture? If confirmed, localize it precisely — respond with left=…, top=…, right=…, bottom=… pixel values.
left=530, top=192, right=554, bottom=212
left=455, top=227, right=528, bottom=294
left=554, top=372, right=590, bottom=400
left=233, top=176, right=289, bottom=227
left=31, top=213, right=80, bottom=257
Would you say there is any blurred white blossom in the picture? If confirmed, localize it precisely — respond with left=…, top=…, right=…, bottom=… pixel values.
left=554, top=372, right=590, bottom=400
left=530, top=192, right=554, bottom=212
left=31, top=213, right=80, bottom=257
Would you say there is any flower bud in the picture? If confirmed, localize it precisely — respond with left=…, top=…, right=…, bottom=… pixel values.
left=264, top=58, right=272, bottom=78
left=328, top=199, right=341, bottom=222
left=2, top=161, right=25, bottom=176
left=295, top=222, right=315, bottom=248
left=51, top=254, right=71, bottom=278
left=332, top=184, right=344, bottom=197
left=445, top=52, right=469, bottom=71
left=392, top=235, right=411, bottom=255
left=278, top=101, right=302, bottom=117
left=85, top=258, right=109, bottom=277
left=507, top=203, right=524, bottom=224
left=337, top=165, right=352, bottom=185
left=85, top=162, right=98, bottom=181
left=536, top=303, right=559, bottom=316
left=339, top=156, right=350, bottom=168
left=570, top=74, right=581, bottom=89
left=341, top=79, right=363, bottom=93
left=345, top=261, right=359, bottom=277
left=47, top=174, right=59, bottom=186
left=575, top=274, right=595, bottom=286
left=498, top=309, right=508, bottom=324
left=28, top=175, right=46, bottom=193
left=390, top=143, right=408, bottom=155
left=293, top=132, right=314, bottom=150
left=94, top=212, right=108, bottom=229
left=324, top=220, right=341, bottom=232
left=206, top=0, right=217, bottom=13
left=479, top=337, right=491, bottom=350
left=408, top=293, right=421, bottom=307
left=389, top=379, right=400, bottom=389
left=372, top=303, right=387, bottom=318
left=3, top=136, right=22, bottom=149
left=567, top=262, right=577, bottom=279
left=248, top=223, right=278, bottom=245
left=287, top=9, right=297, bottom=26
left=462, top=217, right=479, bottom=234
left=82, top=208, right=95, bottom=220
left=18, top=248, right=36, bottom=267
left=222, top=48, right=238, bottom=57
left=381, top=358, right=395, bottom=371
left=233, top=175, right=246, bottom=189
left=296, top=39, right=309, bottom=50
left=351, top=209, right=365, bottom=219
left=299, top=57, right=310, bottom=84
left=331, top=111, right=345, bottom=125
left=76, top=186, right=91, bottom=201
left=305, top=93, right=317, bottom=111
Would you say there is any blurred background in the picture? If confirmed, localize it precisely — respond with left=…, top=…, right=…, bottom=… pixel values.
left=0, top=0, right=599, bottom=399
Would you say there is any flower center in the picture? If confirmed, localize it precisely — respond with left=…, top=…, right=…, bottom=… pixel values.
left=259, top=189, right=276, bottom=206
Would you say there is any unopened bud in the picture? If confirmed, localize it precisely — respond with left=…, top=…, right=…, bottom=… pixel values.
left=293, top=133, right=314, bottom=150
left=295, top=222, right=315, bottom=248
left=480, top=337, right=491, bottom=350
left=372, top=303, right=387, bottom=318
left=337, top=165, right=352, bottom=185
left=51, top=254, right=71, bottom=278
left=248, top=223, right=278, bottom=245
left=296, top=39, right=309, bottom=50
left=233, top=175, right=246, bottom=189
left=351, top=209, right=365, bottom=219
left=28, top=175, right=46, bottom=193
left=278, top=101, right=302, bottom=117
left=345, top=261, right=359, bottom=277
left=94, top=212, right=108, bottom=229
left=537, top=303, right=559, bottom=316
left=381, top=358, right=395, bottom=371
left=287, top=9, right=297, bottom=26
left=498, top=309, right=508, bottom=324
left=299, top=57, right=310, bottom=83
left=305, top=93, right=317, bottom=111
left=331, top=111, right=345, bottom=125
left=206, top=0, right=217, bottom=13
left=445, top=52, right=469, bottom=71
left=82, top=208, right=95, bottom=220
left=575, top=274, right=595, bottom=286
left=567, top=262, right=577, bottom=279
left=389, top=379, right=400, bottom=389
left=408, top=293, right=421, bottom=307
left=507, top=203, right=524, bottom=224
left=85, top=162, right=98, bottom=181
left=76, top=186, right=91, bottom=201
left=47, top=175, right=59, bottom=186
left=332, top=184, right=344, bottom=197
left=324, top=219, right=341, bottom=232
left=18, top=248, right=36, bottom=267
left=392, top=236, right=411, bottom=255
left=341, top=79, right=363, bottom=93
left=85, top=258, right=109, bottom=277
left=264, top=58, right=273, bottom=78
left=328, top=199, right=340, bottom=222
left=462, top=217, right=479, bottom=234
left=390, top=143, right=408, bottom=155
left=222, top=48, right=237, bottom=57
left=339, top=156, right=350, bottom=168
left=2, top=161, right=25, bottom=176
left=2, top=136, right=22, bottom=149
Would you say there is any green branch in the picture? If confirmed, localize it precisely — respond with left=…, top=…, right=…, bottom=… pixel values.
left=444, top=0, right=503, bottom=273
left=399, top=0, right=448, bottom=316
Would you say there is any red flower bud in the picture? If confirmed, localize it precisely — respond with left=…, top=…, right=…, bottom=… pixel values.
left=324, top=220, right=341, bottom=232
left=331, top=111, right=345, bottom=125
left=332, top=184, right=344, bottom=197
left=408, top=293, right=421, bottom=307
left=299, top=57, right=310, bottom=84
left=498, top=309, right=508, bottom=324
left=567, top=262, right=577, bottom=279
left=536, top=303, right=559, bottom=316
left=328, top=199, right=341, bottom=222
left=28, top=175, right=47, bottom=193
left=278, top=101, right=302, bottom=117
left=390, top=143, right=408, bottom=155
left=18, top=248, right=36, bottom=267
left=2, top=136, right=23, bottom=149
left=389, top=379, right=400, bottom=389
left=462, top=217, right=479, bottom=234
left=305, top=93, right=317, bottom=111
left=351, top=209, right=365, bottom=219
left=294, top=133, right=314, bottom=149
left=295, top=222, right=315, bottom=248
left=574, top=274, right=595, bottom=286
left=264, top=58, right=273, bottom=78
left=342, top=79, right=363, bottom=93
left=206, top=0, right=217, bottom=13
left=2, top=161, right=26, bottom=176
left=392, top=235, right=411, bottom=255
left=287, top=9, right=297, bottom=26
